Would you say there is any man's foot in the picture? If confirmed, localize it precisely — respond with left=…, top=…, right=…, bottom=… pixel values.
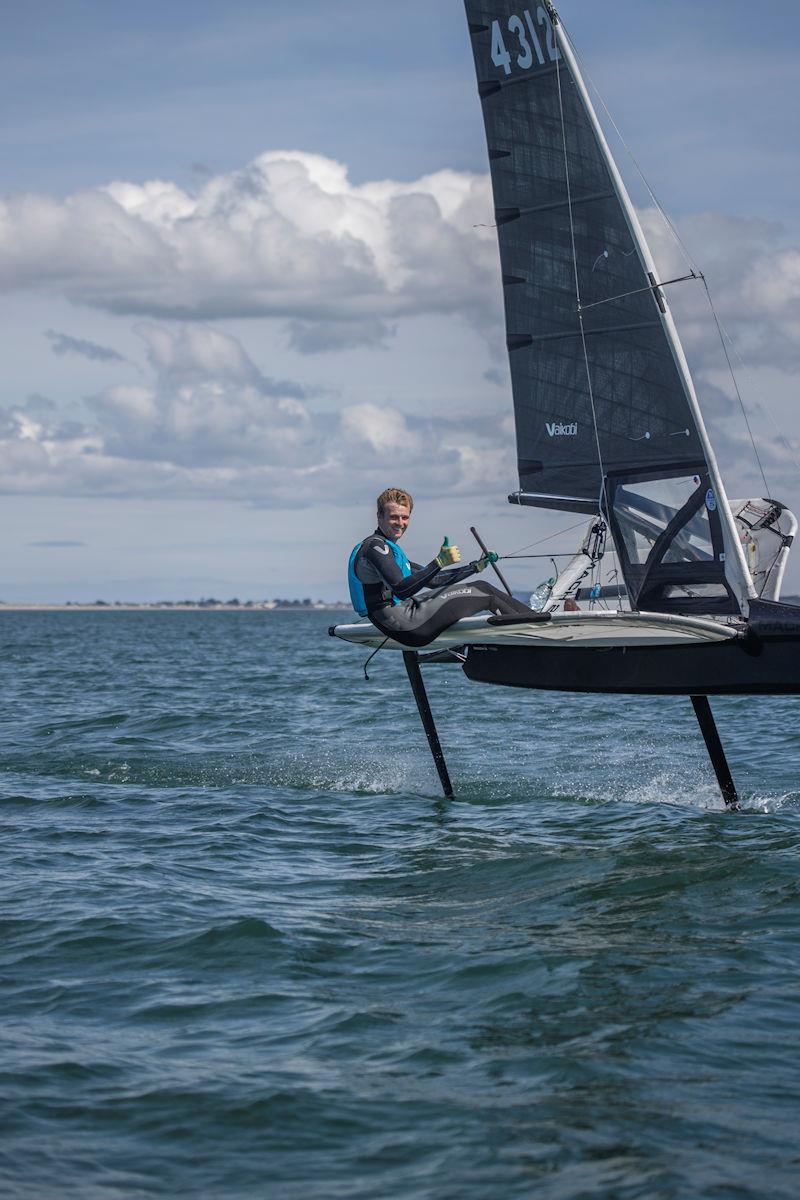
left=486, top=612, right=552, bottom=626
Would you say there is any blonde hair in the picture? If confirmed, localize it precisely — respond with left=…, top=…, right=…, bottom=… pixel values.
left=376, top=487, right=413, bottom=514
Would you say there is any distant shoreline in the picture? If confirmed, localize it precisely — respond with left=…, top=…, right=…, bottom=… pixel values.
left=0, top=604, right=352, bottom=613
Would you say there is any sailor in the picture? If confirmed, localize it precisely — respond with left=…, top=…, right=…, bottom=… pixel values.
left=348, top=487, right=533, bottom=648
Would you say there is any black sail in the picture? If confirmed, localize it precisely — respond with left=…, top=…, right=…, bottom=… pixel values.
left=464, top=1, right=750, bottom=615
left=465, top=1, right=707, bottom=506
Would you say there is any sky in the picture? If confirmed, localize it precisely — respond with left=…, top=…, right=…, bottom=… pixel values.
left=2, top=0, right=800, bottom=602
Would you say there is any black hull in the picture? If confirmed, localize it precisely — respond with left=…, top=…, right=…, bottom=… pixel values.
left=463, top=634, right=800, bottom=695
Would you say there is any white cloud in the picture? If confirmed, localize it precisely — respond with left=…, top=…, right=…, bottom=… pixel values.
left=0, top=151, right=501, bottom=350
left=0, top=323, right=515, bottom=506
left=2, top=155, right=799, bottom=511
left=83, top=323, right=316, bottom=471
left=4, top=151, right=798, bottom=377
left=340, top=403, right=419, bottom=455
left=642, top=208, right=800, bottom=498
left=644, top=208, right=800, bottom=374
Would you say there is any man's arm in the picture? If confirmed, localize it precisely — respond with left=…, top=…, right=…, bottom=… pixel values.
left=413, top=562, right=480, bottom=588
left=361, top=539, right=441, bottom=600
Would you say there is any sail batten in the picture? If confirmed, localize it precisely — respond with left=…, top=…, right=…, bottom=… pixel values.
left=497, top=188, right=616, bottom=219
left=464, top=0, right=755, bottom=614
left=514, top=320, right=663, bottom=345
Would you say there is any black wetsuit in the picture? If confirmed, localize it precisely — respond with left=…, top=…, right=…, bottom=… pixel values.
left=353, top=530, right=531, bottom=648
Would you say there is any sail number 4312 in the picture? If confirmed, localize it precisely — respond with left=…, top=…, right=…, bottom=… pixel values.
left=491, top=9, right=560, bottom=75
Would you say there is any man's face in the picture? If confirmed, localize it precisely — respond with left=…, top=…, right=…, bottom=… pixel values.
left=378, top=501, right=411, bottom=541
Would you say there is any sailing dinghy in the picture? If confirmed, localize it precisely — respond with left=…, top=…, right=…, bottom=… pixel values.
left=331, top=1, right=800, bottom=807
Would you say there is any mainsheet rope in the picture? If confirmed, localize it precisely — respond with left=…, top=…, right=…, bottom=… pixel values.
left=362, top=636, right=389, bottom=682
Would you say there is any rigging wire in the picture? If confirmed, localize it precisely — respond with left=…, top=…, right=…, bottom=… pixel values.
left=754, top=401, right=800, bottom=480
left=579, top=271, right=700, bottom=312
left=699, top=282, right=800, bottom=484
left=553, top=19, right=623, bottom=608
left=699, top=275, right=771, bottom=498
left=562, top=24, right=701, bottom=278
left=488, top=17, right=797, bottom=508
left=560, top=13, right=795, bottom=503
left=502, top=518, right=588, bottom=559
left=500, top=551, right=582, bottom=560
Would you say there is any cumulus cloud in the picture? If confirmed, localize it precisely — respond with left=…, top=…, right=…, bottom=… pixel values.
left=45, top=330, right=127, bottom=364
left=3, top=150, right=798, bottom=373
left=83, top=322, right=316, bottom=471
left=644, top=208, right=800, bottom=375
left=2, top=151, right=798, bottom=507
left=0, top=152, right=502, bottom=351
left=0, top=323, right=515, bottom=505
left=642, top=208, right=800, bottom=495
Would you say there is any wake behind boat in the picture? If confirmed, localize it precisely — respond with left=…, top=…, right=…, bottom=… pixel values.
left=331, top=1, right=800, bottom=805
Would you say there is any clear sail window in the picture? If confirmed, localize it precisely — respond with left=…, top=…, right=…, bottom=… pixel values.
left=613, top=475, right=708, bottom=566
left=662, top=504, right=715, bottom=564
left=607, top=471, right=736, bottom=614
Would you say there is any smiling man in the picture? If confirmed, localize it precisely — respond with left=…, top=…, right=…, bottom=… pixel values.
left=347, top=487, right=533, bottom=648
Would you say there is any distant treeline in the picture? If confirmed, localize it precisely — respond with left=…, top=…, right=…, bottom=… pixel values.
left=56, top=598, right=348, bottom=609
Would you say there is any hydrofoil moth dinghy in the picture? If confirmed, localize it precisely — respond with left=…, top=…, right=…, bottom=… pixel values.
left=331, top=2, right=800, bottom=808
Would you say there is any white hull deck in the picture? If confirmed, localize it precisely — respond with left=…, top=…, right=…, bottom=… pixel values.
left=331, top=610, right=740, bottom=652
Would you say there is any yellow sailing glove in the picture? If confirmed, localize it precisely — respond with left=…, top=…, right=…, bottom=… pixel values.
left=476, top=550, right=499, bottom=572
left=436, top=536, right=461, bottom=568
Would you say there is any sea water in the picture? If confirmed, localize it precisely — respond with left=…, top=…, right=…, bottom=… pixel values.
left=1, top=610, right=799, bottom=1199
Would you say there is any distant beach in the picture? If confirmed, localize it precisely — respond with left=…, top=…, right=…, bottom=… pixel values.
left=0, top=601, right=351, bottom=612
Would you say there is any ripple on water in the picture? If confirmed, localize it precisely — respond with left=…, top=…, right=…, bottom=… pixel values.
left=1, top=612, right=800, bottom=1199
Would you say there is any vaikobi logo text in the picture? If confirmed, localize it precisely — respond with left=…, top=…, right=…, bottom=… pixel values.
left=546, top=422, right=578, bottom=437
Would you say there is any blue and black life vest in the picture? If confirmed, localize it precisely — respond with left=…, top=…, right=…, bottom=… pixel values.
left=348, top=537, right=412, bottom=617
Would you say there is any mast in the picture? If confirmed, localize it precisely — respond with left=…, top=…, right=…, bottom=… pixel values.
left=549, top=7, right=755, bottom=613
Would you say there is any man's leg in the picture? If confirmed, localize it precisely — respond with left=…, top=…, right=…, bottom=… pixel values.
left=471, top=581, right=533, bottom=617
left=372, top=581, right=531, bottom=648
